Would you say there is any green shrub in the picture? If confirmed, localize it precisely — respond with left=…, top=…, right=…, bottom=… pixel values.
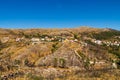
left=51, top=42, right=59, bottom=53
left=27, top=73, right=44, bottom=80
left=84, top=40, right=96, bottom=46
left=116, top=60, right=120, bottom=69
left=53, top=58, right=58, bottom=67
left=108, top=46, right=120, bottom=58
left=59, top=58, right=66, bottom=68
left=84, top=58, right=90, bottom=70
left=31, top=75, right=44, bottom=80
left=24, top=59, right=29, bottom=66
left=14, top=59, right=21, bottom=65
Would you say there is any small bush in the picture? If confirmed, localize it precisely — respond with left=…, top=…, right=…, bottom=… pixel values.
left=53, top=58, right=58, bottom=67
left=14, top=59, right=21, bottom=65
left=51, top=42, right=59, bottom=53
left=27, top=73, right=44, bottom=80
left=116, top=60, right=120, bottom=69
left=59, top=58, right=66, bottom=68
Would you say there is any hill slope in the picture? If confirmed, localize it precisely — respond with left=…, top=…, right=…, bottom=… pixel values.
left=0, top=27, right=120, bottom=80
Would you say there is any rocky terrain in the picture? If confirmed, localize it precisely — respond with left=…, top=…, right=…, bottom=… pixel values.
left=0, top=27, right=120, bottom=80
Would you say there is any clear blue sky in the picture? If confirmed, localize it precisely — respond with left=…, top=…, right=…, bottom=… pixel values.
left=0, top=0, right=120, bottom=30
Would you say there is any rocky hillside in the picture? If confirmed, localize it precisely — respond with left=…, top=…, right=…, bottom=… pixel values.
left=0, top=27, right=120, bottom=80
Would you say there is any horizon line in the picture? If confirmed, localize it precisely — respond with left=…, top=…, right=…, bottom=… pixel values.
left=0, top=26, right=118, bottom=30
